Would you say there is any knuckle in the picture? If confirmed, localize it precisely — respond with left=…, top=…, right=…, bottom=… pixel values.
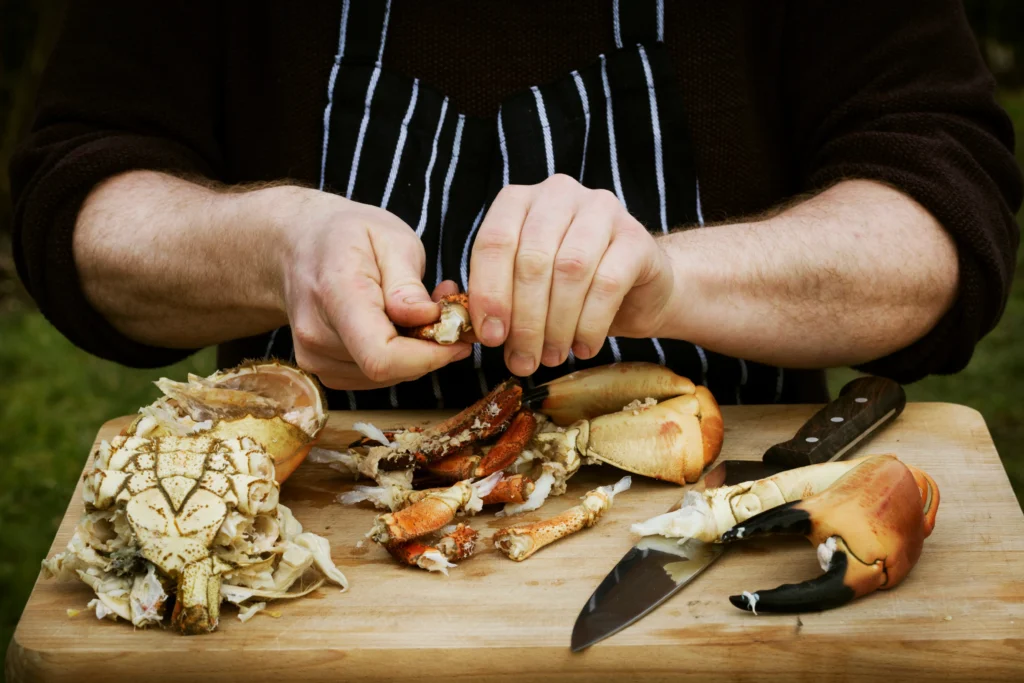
left=496, top=183, right=531, bottom=205
left=591, top=270, right=625, bottom=297
left=544, top=173, right=579, bottom=192
left=553, top=248, right=591, bottom=282
left=590, top=188, right=621, bottom=209
left=360, top=355, right=394, bottom=384
left=474, top=228, right=518, bottom=256
left=514, top=247, right=552, bottom=282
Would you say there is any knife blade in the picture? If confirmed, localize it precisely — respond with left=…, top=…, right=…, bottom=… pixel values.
left=570, top=375, right=906, bottom=652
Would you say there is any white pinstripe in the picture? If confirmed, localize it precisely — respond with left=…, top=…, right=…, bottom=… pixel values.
left=695, top=344, right=708, bottom=387
left=431, top=372, right=444, bottom=409
left=656, top=0, right=665, bottom=42
left=317, top=0, right=352, bottom=192
left=380, top=78, right=419, bottom=210
left=612, top=0, right=623, bottom=49
left=638, top=46, right=667, bottom=235
left=461, top=205, right=491, bottom=398
left=775, top=368, right=785, bottom=403
left=599, top=55, right=627, bottom=210
left=650, top=339, right=666, bottom=365
left=532, top=86, right=555, bottom=176
left=436, top=114, right=465, bottom=288
left=416, top=98, right=450, bottom=238
left=571, top=70, right=591, bottom=183
left=389, top=385, right=399, bottom=408
left=599, top=53, right=626, bottom=364
left=344, top=0, right=391, bottom=200
left=696, top=177, right=705, bottom=227
left=497, top=107, right=510, bottom=186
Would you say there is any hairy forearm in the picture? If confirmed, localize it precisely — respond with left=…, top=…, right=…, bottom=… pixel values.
left=73, top=170, right=290, bottom=348
left=657, top=180, right=960, bottom=368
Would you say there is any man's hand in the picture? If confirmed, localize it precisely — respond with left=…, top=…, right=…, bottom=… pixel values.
left=278, top=188, right=471, bottom=389
left=467, top=174, right=675, bottom=377
left=73, top=171, right=470, bottom=389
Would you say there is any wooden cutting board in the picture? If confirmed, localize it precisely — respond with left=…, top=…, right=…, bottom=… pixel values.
left=6, top=403, right=1024, bottom=682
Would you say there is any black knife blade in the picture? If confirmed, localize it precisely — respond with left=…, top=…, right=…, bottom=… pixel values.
left=570, top=375, right=906, bottom=652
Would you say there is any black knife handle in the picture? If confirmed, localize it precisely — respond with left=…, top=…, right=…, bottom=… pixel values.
left=761, top=376, right=906, bottom=470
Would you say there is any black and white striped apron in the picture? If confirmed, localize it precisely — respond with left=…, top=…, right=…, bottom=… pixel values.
left=261, top=0, right=787, bottom=410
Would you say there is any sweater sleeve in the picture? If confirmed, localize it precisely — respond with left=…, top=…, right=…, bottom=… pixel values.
left=781, top=0, right=1023, bottom=384
left=9, top=1, right=225, bottom=368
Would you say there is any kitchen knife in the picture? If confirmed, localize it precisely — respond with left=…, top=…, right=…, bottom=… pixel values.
left=569, top=375, right=906, bottom=652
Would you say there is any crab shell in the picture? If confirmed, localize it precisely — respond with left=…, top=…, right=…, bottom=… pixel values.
left=124, top=361, right=328, bottom=483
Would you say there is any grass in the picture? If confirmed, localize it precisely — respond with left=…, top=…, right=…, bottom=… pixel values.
left=1, top=91, right=1022, bottom=676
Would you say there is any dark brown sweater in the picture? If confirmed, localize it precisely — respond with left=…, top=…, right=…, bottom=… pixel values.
left=9, top=0, right=1022, bottom=394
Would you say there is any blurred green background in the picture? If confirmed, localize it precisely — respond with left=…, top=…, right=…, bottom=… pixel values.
left=1, top=0, right=1022, bottom=668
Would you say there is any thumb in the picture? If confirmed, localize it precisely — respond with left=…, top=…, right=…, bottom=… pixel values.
left=375, top=235, right=442, bottom=328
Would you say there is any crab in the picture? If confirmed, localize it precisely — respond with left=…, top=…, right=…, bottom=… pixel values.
left=632, top=453, right=940, bottom=613
left=322, top=360, right=724, bottom=573
left=41, top=362, right=346, bottom=635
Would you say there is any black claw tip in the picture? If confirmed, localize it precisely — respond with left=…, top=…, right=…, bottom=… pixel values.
left=729, top=593, right=757, bottom=611
left=728, top=551, right=856, bottom=614
left=520, top=385, right=550, bottom=407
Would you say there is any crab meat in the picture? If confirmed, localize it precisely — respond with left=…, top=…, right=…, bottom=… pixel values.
left=493, top=476, right=632, bottom=561
left=403, top=293, right=472, bottom=344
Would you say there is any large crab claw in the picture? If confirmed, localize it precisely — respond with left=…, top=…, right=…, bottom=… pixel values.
left=526, top=363, right=723, bottom=484
left=722, top=454, right=939, bottom=614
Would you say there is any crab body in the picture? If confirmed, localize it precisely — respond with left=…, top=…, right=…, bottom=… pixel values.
left=43, top=362, right=346, bottom=635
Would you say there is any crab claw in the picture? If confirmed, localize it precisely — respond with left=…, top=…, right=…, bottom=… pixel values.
left=721, top=454, right=939, bottom=614
left=523, top=362, right=701, bottom=426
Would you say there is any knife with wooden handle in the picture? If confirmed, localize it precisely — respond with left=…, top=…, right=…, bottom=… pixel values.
left=569, top=375, right=906, bottom=652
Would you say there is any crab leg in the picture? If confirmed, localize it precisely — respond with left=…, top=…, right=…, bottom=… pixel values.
left=475, top=410, right=538, bottom=476
left=493, top=476, right=631, bottom=561
left=386, top=523, right=479, bottom=575
left=523, top=362, right=700, bottom=426
left=412, top=379, right=523, bottom=462
left=423, top=409, right=538, bottom=482
left=721, top=454, right=940, bottom=614
left=481, top=474, right=535, bottom=505
left=369, top=473, right=501, bottom=545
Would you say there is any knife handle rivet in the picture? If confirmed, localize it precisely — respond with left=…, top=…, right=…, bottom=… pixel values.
left=805, top=437, right=819, bottom=443
left=854, top=397, right=868, bottom=403
left=830, top=417, right=844, bottom=423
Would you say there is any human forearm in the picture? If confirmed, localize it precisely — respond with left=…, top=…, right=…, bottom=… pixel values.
left=655, top=180, right=960, bottom=369
left=73, top=170, right=289, bottom=348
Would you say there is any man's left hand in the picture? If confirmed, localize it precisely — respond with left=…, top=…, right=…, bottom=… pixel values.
left=467, top=174, right=675, bottom=377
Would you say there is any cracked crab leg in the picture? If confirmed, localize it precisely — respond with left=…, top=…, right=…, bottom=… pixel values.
left=422, top=409, right=538, bottom=482
left=414, top=379, right=522, bottom=462
left=386, top=524, right=480, bottom=575
left=493, top=476, right=632, bottom=561
left=369, top=473, right=502, bottom=544
left=482, top=474, right=535, bottom=505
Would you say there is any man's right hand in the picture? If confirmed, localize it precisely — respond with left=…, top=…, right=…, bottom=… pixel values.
left=72, top=171, right=470, bottom=390
left=274, top=186, right=471, bottom=390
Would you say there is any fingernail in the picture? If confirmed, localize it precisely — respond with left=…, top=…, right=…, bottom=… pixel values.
left=573, top=342, right=591, bottom=359
left=482, top=316, right=505, bottom=343
left=455, top=347, right=472, bottom=361
left=509, top=351, right=535, bottom=375
left=541, top=345, right=561, bottom=366
left=404, top=294, right=432, bottom=306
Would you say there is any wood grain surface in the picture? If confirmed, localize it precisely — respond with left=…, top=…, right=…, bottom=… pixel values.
left=6, top=403, right=1024, bottom=682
